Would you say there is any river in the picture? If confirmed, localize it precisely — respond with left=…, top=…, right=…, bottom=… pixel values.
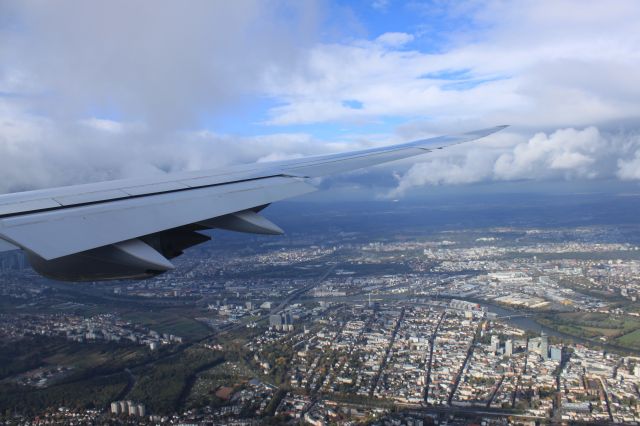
left=305, top=292, right=590, bottom=345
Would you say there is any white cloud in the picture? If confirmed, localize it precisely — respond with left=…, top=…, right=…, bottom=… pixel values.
left=0, top=0, right=323, bottom=192
left=375, top=32, right=414, bottom=47
left=618, top=152, right=640, bottom=181
left=0, top=106, right=354, bottom=194
left=371, top=0, right=390, bottom=11
left=262, top=1, right=640, bottom=130
left=2, top=0, right=640, bottom=197
left=389, top=127, right=640, bottom=197
left=80, top=118, right=142, bottom=134
left=1, top=1, right=320, bottom=131
left=493, top=127, right=603, bottom=180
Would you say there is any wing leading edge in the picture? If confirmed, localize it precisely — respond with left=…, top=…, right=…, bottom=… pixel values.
left=0, top=125, right=506, bottom=281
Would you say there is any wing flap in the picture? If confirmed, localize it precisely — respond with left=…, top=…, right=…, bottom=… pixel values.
left=54, top=189, right=130, bottom=206
left=0, top=198, right=62, bottom=216
left=122, top=181, right=190, bottom=196
left=0, top=176, right=316, bottom=260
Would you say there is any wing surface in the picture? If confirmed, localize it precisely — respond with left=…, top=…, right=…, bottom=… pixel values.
left=0, top=125, right=506, bottom=272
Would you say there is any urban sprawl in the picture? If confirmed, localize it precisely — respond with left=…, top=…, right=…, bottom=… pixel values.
left=1, top=225, right=640, bottom=425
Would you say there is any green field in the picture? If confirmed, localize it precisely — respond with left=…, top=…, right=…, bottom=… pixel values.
left=617, top=329, right=640, bottom=349
left=540, top=311, right=640, bottom=353
left=122, top=309, right=211, bottom=340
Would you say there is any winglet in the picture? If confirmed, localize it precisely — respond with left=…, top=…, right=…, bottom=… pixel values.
left=409, top=124, right=509, bottom=151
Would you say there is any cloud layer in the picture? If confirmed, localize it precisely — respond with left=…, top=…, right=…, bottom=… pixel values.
left=1, top=1, right=640, bottom=197
left=262, top=1, right=640, bottom=130
left=0, top=1, right=324, bottom=192
left=390, top=127, right=640, bottom=197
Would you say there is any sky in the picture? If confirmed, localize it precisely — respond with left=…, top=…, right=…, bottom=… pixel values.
left=1, top=0, right=640, bottom=199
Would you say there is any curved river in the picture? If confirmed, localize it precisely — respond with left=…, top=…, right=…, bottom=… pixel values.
left=308, top=293, right=600, bottom=348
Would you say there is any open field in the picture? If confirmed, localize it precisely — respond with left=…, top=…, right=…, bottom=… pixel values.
left=616, top=329, right=640, bottom=349
left=539, top=311, right=640, bottom=352
left=121, top=309, right=211, bottom=340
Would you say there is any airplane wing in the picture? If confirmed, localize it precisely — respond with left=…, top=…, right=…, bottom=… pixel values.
left=0, top=125, right=506, bottom=281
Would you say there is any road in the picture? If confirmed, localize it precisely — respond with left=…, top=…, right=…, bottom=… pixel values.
left=486, top=376, right=505, bottom=407
left=512, top=337, right=529, bottom=408
left=270, top=263, right=336, bottom=315
left=448, top=320, right=484, bottom=405
left=113, top=368, right=136, bottom=401
left=369, top=307, right=405, bottom=396
left=424, top=311, right=446, bottom=403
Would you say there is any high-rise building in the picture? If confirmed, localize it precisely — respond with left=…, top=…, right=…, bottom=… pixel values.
left=550, top=346, right=562, bottom=361
left=505, top=339, right=513, bottom=356
left=111, top=401, right=146, bottom=417
left=539, top=331, right=549, bottom=359
left=269, top=314, right=283, bottom=330
left=490, top=335, right=500, bottom=352
left=284, top=313, right=294, bottom=331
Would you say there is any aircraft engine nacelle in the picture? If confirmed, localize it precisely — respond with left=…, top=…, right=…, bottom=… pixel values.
left=25, top=230, right=210, bottom=282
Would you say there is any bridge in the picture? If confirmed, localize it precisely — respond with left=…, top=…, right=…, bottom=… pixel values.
left=494, top=313, right=534, bottom=320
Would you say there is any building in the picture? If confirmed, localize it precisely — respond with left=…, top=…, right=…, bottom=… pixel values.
left=550, top=346, right=562, bottom=361
left=505, top=339, right=513, bottom=356
left=269, top=313, right=294, bottom=331
left=110, top=401, right=146, bottom=417
left=128, top=404, right=146, bottom=416
left=539, top=332, right=549, bottom=359
left=450, top=299, right=485, bottom=312
left=528, top=333, right=550, bottom=359
left=490, top=335, right=500, bottom=352
left=269, top=314, right=283, bottom=330
left=284, top=313, right=294, bottom=331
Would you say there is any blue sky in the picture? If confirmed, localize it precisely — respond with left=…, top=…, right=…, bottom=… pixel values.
left=1, top=1, right=640, bottom=196
left=207, top=1, right=491, bottom=138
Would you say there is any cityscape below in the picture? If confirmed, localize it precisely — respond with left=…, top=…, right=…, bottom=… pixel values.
left=1, top=194, right=640, bottom=425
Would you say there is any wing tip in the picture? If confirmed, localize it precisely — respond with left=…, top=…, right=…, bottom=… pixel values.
left=471, top=124, right=509, bottom=136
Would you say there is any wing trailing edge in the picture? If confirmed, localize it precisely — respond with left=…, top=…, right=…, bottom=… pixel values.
left=0, top=125, right=508, bottom=280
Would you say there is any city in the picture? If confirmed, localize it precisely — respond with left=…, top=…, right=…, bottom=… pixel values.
left=1, top=200, right=640, bottom=424
left=2, top=0, right=640, bottom=424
